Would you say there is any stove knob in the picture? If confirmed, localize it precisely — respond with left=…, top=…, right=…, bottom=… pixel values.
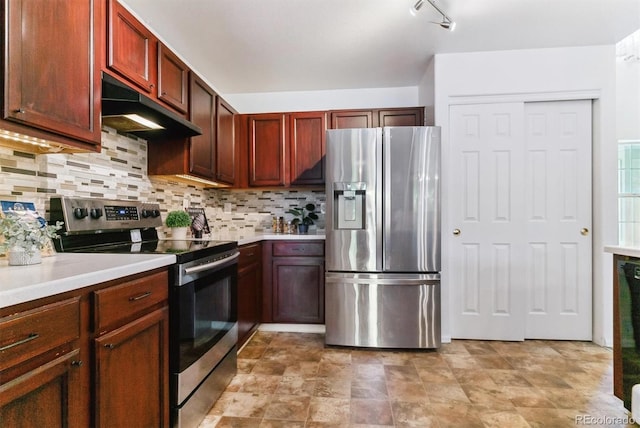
left=73, top=208, right=88, bottom=219
left=142, top=209, right=152, bottom=218
left=90, top=208, right=103, bottom=219
left=152, top=209, right=161, bottom=218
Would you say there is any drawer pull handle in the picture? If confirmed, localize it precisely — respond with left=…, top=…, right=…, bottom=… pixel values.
left=246, top=252, right=255, bottom=257
left=129, top=291, right=152, bottom=301
left=71, top=360, right=83, bottom=367
left=104, top=343, right=115, bottom=349
left=0, top=333, right=39, bottom=351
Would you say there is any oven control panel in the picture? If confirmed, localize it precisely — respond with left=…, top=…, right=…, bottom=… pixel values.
left=49, top=197, right=163, bottom=233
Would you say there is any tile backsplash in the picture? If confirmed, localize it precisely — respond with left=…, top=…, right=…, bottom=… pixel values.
left=0, top=129, right=325, bottom=235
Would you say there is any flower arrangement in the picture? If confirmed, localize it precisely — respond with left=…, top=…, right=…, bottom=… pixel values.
left=0, top=215, right=63, bottom=256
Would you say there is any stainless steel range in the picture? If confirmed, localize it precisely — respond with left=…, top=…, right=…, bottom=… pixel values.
left=49, top=196, right=238, bottom=428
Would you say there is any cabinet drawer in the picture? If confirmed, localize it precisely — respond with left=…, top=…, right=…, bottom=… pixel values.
left=94, top=270, right=168, bottom=333
left=272, top=241, right=324, bottom=257
left=0, top=297, right=80, bottom=372
left=239, top=243, right=261, bottom=267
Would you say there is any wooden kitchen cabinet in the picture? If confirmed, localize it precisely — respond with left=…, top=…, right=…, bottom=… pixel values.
left=158, top=43, right=189, bottom=114
left=216, top=97, right=238, bottom=185
left=106, top=0, right=156, bottom=94
left=106, top=0, right=187, bottom=116
left=329, top=107, right=424, bottom=129
left=147, top=74, right=237, bottom=186
left=0, top=298, right=84, bottom=428
left=377, top=108, right=424, bottom=127
left=1, top=0, right=102, bottom=151
left=0, top=267, right=170, bottom=428
left=289, top=112, right=326, bottom=186
left=93, top=270, right=169, bottom=428
left=238, top=243, right=262, bottom=347
left=262, top=241, right=325, bottom=324
left=243, top=111, right=325, bottom=188
left=329, top=110, right=375, bottom=129
left=248, top=114, right=289, bottom=187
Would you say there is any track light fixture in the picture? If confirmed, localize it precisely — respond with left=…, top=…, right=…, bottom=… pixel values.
left=411, top=0, right=456, bottom=31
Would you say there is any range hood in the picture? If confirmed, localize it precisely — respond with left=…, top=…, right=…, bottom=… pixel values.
left=101, top=72, right=201, bottom=140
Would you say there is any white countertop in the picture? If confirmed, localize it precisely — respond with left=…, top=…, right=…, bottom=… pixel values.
left=0, top=232, right=325, bottom=310
left=604, top=245, right=640, bottom=259
left=0, top=253, right=176, bottom=309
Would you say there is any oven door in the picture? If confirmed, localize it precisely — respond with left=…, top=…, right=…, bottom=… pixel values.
left=171, top=252, right=238, bottom=407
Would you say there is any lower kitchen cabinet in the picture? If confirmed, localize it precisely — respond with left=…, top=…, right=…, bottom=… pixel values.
left=94, top=308, right=169, bottom=428
left=262, top=241, right=325, bottom=324
left=0, top=267, right=170, bottom=428
left=238, top=243, right=262, bottom=347
left=0, top=298, right=83, bottom=428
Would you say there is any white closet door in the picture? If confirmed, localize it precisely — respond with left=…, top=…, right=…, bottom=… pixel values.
left=449, top=100, right=592, bottom=341
left=523, top=100, right=592, bottom=340
left=449, top=102, right=526, bottom=340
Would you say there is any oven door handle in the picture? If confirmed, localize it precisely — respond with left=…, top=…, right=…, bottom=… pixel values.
left=183, top=252, right=240, bottom=275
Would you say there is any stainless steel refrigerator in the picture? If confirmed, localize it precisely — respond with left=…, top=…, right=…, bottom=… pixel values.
left=325, top=126, right=441, bottom=349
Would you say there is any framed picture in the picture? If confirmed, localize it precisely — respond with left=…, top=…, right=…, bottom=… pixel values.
left=186, top=207, right=210, bottom=237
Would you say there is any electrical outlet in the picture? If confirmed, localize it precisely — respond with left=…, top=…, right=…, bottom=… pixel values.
left=182, top=198, right=189, bottom=210
left=224, top=203, right=232, bottom=213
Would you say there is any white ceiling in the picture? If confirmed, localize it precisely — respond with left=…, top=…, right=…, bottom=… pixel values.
left=120, top=0, right=640, bottom=95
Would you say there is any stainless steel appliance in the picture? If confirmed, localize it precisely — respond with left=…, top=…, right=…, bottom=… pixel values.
left=325, top=126, right=441, bottom=349
left=49, top=197, right=238, bottom=428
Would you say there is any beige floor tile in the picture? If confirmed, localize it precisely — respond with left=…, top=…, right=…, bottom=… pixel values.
left=200, top=333, right=630, bottom=428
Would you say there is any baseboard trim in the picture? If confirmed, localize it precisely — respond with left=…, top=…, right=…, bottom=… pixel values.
left=258, top=323, right=326, bottom=334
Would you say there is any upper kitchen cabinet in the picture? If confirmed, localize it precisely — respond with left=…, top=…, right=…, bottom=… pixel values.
left=106, top=0, right=188, bottom=116
left=242, top=111, right=326, bottom=188
left=289, top=112, right=326, bottom=186
left=106, top=0, right=156, bottom=94
left=329, top=110, right=375, bottom=129
left=377, top=108, right=424, bottom=127
left=1, top=0, right=102, bottom=152
left=157, top=43, right=189, bottom=114
left=216, top=97, right=237, bottom=184
left=147, top=73, right=237, bottom=187
left=247, top=113, right=289, bottom=187
left=329, top=107, right=425, bottom=129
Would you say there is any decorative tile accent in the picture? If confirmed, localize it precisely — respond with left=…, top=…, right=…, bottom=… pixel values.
left=0, top=129, right=326, bottom=234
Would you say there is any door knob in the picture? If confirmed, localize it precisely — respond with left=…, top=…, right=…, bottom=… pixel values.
left=453, top=229, right=461, bottom=236
left=581, top=228, right=589, bottom=236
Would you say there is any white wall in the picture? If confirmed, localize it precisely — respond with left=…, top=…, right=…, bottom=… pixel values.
left=434, top=45, right=618, bottom=346
left=418, top=57, right=435, bottom=125
left=224, top=86, right=419, bottom=113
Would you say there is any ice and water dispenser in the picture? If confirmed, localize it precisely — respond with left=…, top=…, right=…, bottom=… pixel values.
left=333, top=182, right=366, bottom=230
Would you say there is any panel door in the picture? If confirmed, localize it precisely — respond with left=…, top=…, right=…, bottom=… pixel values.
left=189, top=73, right=216, bottom=179
left=272, top=257, right=325, bottom=324
left=329, top=110, right=375, bottom=129
left=216, top=97, right=237, bottom=185
left=289, top=111, right=326, bottom=185
left=157, top=43, right=189, bottom=114
left=523, top=100, right=592, bottom=340
left=248, top=114, right=287, bottom=187
left=5, top=0, right=101, bottom=145
left=378, top=108, right=424, bottom=127
left=449, top=102, right=527, bottom=340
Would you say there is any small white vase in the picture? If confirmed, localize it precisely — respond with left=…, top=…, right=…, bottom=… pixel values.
left=8, top=247, right=42, bottom=266
left=171, top=227, right=189, bottom=240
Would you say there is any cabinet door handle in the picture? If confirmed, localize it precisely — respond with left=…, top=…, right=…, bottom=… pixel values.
left=71, top=360, right=83, bottom=367
left=13, top=108, right=25, bottom=114
left=129, top=291, right=152, bottom=301
left=0, top=333, right=39, bottom=351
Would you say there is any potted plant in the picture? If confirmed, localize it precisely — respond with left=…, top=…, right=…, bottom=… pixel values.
left=0, top=215, right=63, bottom=265
left=286, top=203, right=318, bottom=234
left=165, top=210, right=192, bottom=240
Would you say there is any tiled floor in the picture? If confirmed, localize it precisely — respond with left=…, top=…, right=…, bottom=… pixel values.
left=199, top=332, right=634, bottom=427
